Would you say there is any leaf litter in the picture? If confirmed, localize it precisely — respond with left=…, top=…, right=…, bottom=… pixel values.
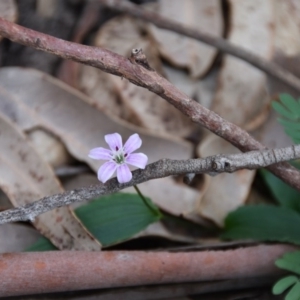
left=0, top=112, right=101, bottom=250
left=0, top=1, right=296, bottom=297
left=0, top=67, right=205, bottom=229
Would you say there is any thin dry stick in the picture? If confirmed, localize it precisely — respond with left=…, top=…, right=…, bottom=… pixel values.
left=0, top=17, right=299, bottom=190
left=99, top=0, right=300, bottom=92
left=0, top=145, right=299, bottom=225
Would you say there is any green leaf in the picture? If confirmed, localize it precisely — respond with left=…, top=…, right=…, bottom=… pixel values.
left=272, top=101, right=296, bottom=120
left=26, top=236, right=57, bottom=251
left=273, top=276, right=298, bottom=295
left=26, top=193, right=162, bottom=251
left=286, top=281, right=300, bottom=300
left=75, top=193, right=162, bottom=247
left=273, top=94, right=300, bottom=143
left=275, top=251, right=300, bottom=275
left=279, top=119, right=300, bottom=131
left=222, top=205, right=300, bottom=245
left=280, top=94, right=300, bottom=119
left=260, top=169, right=300, bottom=213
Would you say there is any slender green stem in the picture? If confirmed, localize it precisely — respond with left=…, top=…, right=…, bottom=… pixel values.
left=133, top=185, right=161, bottom=216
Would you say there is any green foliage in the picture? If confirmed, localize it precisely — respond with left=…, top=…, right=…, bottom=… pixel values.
left=75, top=193, right=162, bottom=247
left=26, top=193, right=162, bottom=251
left=260, top=169, right=300, bottom=213
left=222, top=205, right=300, bottom=245
left=223, top=93, right=300, bottom=299
left=272, top=251, right=300, bottom=299
left=26, top=236, right=57, bottom=251
left=276, top=251, right=300, bottom=275
left=272, top=93, right=300, bottom=144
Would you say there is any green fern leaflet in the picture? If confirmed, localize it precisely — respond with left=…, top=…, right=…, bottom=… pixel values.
left=272, top=94, right=300, bottom=144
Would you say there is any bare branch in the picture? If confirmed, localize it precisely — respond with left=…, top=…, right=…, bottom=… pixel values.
left=1, top=144, right=299, bottom=225
left=0, top=17, right=299, bottom=190
left=0, top=244, right=295, bottom=297
left=99, top=0, right=300, bottom=92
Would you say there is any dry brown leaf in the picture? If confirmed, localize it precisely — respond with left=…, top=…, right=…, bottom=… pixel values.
left=0, top=67, right=195, bottom=221
left=134, top=222, right=202, bottom=244
left=162, top=64, right=199, bottom=99
left=0, top=224, right=42, bottom=253
left=0, top=0, right=17, bottom=42
left=82, top=15, right=195, bottom=137
left=78, top=64, right=128, bottom=119
left=267, top=0, right=300, bottom=97
left=27, top=128, right=72, bottom=168
left=196, top=135, right=255, bottom=226
left=260, top=0, right=300, bottom=146
left=212, top=0, right=274, bottom=128
left=0, top=113, right=101, bottom=250
left=274, top=0, right=300, bottom=57
left=148, top=0, right=223, bottom=78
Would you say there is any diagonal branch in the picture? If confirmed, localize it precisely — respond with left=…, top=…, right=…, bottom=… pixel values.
left=0, top=17, right=299, bottom=190
left=0, top=144, right=299, bottom=225
left=99, top=0, right=300, bottom=92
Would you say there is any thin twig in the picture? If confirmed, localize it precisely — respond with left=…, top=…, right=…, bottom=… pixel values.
left=99, top=0, right=300, bottom=92
left=0, top=17, right=299, bottom=190
left=0, top=144, right=299, bottom=225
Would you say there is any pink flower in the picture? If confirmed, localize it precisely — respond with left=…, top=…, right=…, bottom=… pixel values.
left=89, top=133, right=148, bottom=183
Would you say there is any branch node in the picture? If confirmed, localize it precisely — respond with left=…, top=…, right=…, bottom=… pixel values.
left=129, top=48, right=154, bottom=71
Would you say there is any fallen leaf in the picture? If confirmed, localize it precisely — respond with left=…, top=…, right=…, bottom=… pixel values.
left=0, top=0, right=17, bottom=42
left=212, top=0, right=274, bottom=128
left=197, top=134, right=255, bottom=226
left=261, top=1, right=300, bottom=147
left=0, top=113, right=101, bottom=250
left=148, top=0, right=223, bottom=78
left=123, top=177, right=207, bottom=225
left=274, top=0, right=300, bottom=57
left=81, top=15, right=195, bottom=137
left=134, top=222, right=202, bottom=244
left=0, top=223, right=42, bottom=253
left=0, top=67, right=196, bottom=222
left=27, top=128, right=72, bottom=168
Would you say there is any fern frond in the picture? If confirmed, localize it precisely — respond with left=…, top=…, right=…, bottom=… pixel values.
left=272, top=94, right=300, bottom=143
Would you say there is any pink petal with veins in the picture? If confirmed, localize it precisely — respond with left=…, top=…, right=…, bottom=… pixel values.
left=88, top=147, right=111, bottom=160
left=105, top=133, right=123, bottom=151
left=126, top=153, right=148, bottom=169
left=124, top=133, right=142, bottom=154
left=98, top=161, right=118, bottom=183
left=117, top=164, right=132, bottom=183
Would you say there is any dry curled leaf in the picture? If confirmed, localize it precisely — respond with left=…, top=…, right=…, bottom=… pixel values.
left=148, top=0, right=223, bottom=78
left=0, top=67, right=195, bottom=222
left=80, top=16, right=195, bottom=137
left=212, top=0, right=274, bottom=128
left=0, top=113, right=101, bottom=250
left=260, top=0, right=300, bottom=147
left=197, top=135, right=255, bottom=226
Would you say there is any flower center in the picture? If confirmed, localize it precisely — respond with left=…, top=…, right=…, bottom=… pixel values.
left=114, top=154, right=125, bottom=164
left=112, top=148, right=128, bottom=164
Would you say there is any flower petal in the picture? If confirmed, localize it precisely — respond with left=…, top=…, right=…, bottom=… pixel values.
left=126, top=153, right=148, bottom=169
left=105, top=133, right=123, bottom=151
left=117, top=164, right=132, bottom=183
left=88, top=147, right=111, bottom=160
left=123, top=133, right=142, bottom=154
left=98, top=161, right=118, bottom=183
